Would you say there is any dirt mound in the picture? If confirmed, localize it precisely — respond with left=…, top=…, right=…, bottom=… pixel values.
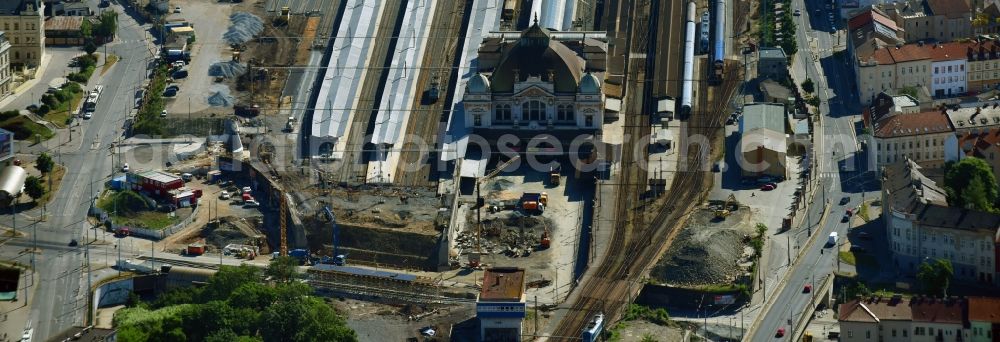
left=650, top=207, right=757, bottom=286
left=201, top=216, right=261, bottom=248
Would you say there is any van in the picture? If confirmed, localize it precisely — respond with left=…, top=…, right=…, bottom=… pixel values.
left=827, top=232, right=838, bottom=247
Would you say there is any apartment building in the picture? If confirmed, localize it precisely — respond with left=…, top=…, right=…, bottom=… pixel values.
left=929, top=43, right=969, bottom=96
left=848, top=8, right=904, bottom=62
left=867, top=110, right=956, bottom=168
left=841, top=296, right=1000, bottom=342
left=0, top=0, right=44, bottom=68
left=943, top=104, right=1000, bottom=133
left=966, top=38, right=1000, bottom=91
left=954, top=128, right=1000, bottom=180
left=857, top=44, right=931, bottom=105
left=881, top=0, right=973, bottom=42
left=0, top=32, right=10, bottom=98
left=882, top=159, right=1000, bottom=285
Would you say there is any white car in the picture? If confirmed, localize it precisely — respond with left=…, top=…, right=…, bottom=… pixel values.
left=243, top=200, right=260, bottom=208
left=82, top=111, right=93, bottom=119
left=174, top=6, right=181, bottom=13
left=242, top=186, right=252, bottom=194
left=160, top=109, right=167, bottom=117
left=220, top=191, right=231, bottom=200
left=121, top=163, right=129, bottom=172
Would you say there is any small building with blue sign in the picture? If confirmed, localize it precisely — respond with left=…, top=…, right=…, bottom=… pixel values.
left=477, top=267, right=526, bottom=342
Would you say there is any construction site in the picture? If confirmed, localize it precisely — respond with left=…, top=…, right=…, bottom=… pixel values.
left=649, top=197, right=759, bottom=287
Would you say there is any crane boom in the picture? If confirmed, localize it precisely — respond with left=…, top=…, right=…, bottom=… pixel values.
left=279, top=192, right=288, bottom=256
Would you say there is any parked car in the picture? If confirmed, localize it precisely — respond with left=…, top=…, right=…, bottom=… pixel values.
left=26, top=103, right=39, bottom=111
left=68, top=239, right=78, bottom=247
left=122, top=163, right=129, bottom=172
left=220, top=191, right=231, bottom=200
left=161, top=109, right=167, bottom=117
left=174, top=6, right=181, bottom=13
left=839, top=196, right=850, bottom=205
left=163, top=88, right=178, bottom=97
left=242, top=186, right=252, bottom=194
left=760, top=183, right=776, bottom=191
left=243, top=200, right=260, bottom=208
left=842, top=213, right=850, bottom=222
left=846, top=208, right=854, bottom=217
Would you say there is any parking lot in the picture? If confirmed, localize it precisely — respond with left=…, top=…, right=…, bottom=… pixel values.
left=163, top=0, right=236, bottom=116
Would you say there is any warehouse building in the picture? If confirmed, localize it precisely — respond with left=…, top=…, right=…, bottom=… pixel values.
left=477, top=267, right=526, bottom=342
left=738, top=103, right=788, bottom=178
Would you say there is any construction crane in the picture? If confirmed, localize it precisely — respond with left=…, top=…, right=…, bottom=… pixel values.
left=469, top=155, right=521, bottom=268
left=715, top=193, right=738, bottom=219
left=321, top=206, right=346, bottom=266
left=279, top=191, right=288, bottom=256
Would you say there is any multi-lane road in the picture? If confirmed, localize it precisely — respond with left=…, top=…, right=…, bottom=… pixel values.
left=0, top=2, right=154, bottom=339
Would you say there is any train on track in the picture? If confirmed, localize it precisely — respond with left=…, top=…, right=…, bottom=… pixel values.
left=581, top=312, right=605, bottom=342
left=710, top=0, right=727, bottom=84
left=680, top=1, right=697, bottom=116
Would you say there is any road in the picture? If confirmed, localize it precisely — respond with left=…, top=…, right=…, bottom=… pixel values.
left=0, top=2, right=154, bottom=339
left=747, top=0, right=874, bottom=338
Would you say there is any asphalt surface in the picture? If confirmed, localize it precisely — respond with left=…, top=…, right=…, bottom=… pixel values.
left=0, top=2, right=154, bottom=339
left=748, top=0, right=877, bottom=339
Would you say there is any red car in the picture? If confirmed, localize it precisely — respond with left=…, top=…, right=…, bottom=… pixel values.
left=761, top=183, right=776, bottom=191
left=846, top=208, right=854, bottom=217
left=776, top=327, right=786, bottom=337
left=803, top=284, right=812, bottom=293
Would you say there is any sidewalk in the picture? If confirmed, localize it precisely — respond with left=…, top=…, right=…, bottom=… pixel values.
left=0, top=267, right=38, bottom=342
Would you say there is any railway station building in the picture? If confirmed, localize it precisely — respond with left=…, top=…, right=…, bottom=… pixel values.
left=738, top=103, right=788, bottom=178
left=462, top=21, right=607, bottom=156
left=477, top=267, right=526, bottom=342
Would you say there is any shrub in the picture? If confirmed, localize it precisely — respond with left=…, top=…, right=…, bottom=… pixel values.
left=41, top=94, right=58, bottom=107
left=36, top=105, right=50, bottom=115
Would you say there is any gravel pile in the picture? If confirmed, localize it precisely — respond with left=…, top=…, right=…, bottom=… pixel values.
left=208, top=61, right=248, bottom=78
left=223, top=12, right=264, bottom=45
left=207, top=84, right=234, bottom=107
left=651, top=228, right=746, bottom=285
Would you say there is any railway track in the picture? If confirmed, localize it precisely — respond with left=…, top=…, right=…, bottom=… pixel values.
left=337, top=0, right=408, bottom=183
left=549, top=0, right=746, bottom=338
left=394, top=0, right=471, bottom=187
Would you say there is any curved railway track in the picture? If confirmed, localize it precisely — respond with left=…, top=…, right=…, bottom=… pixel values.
left=549, top=0, right=746, bottom=337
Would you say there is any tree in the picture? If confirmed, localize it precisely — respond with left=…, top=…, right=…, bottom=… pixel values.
left=801, top=78, right=815, bottom=93
left=24, top=176, right=43, bottom=202
left=35, top=153, right=53, bottom=174
left=943, top=158, right=999, bottom=212
left=917, top=259, right=954, bottom=297
left=845, top=281, right=871, bottom=299
left=80, top=18, right=93, bottom=37
left=899, top=86, right=920, bottom=99
left=84, top=41, right=98, bottom=55
left=260, top=297, right=357, bottom=342
left=265, top=256, right=299, bottom=283
left=200, top=265, right=260, bottom=302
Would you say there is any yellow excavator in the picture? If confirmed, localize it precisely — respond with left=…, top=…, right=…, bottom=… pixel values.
left=715, top=194, right=738, bottom=219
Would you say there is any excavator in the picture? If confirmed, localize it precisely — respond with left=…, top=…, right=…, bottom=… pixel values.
left=714, top=193, right=738, bottom=219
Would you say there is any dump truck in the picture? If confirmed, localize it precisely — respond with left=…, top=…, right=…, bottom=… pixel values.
left=186, top=244, right=205, bottom=256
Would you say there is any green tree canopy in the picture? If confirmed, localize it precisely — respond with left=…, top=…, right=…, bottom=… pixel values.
left=943, top=158, right=999, bottom=212
left=265, top=256, right=299, bottom=283
left=24, top=176, right=43, bottom=202
left=801, top=79, right=815, bottom=94
left=917, top=258, right=954, bottom=297
left=35, top=152, right=53, bottom=174
left=116, top=265, right=357, bottom=342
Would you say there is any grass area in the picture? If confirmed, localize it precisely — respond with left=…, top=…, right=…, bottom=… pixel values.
left=0, top=115, right=53, bottom=142
left=36, top=165, right=66, bottom=206
left=839, top=251, right=856, bottom=265
left=132, top=64, right=171, bottom=136
left=46, top=91, right=83, bottom=128
left=858, top=202, right=871, bottom=222
left=97, top=190, right=178, bottom=230
left=101, top=54, right=119, bottom=76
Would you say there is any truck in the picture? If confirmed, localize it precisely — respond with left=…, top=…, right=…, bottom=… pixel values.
left=186, top=243, right=205, bottom=256
left=289, top=249, right=309, bottom=264
left=520, top=192, right=548, bottom=213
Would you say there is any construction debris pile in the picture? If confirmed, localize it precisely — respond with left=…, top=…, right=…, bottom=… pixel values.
left=457, top=213, right=552, bottom=258
left=223, top=12, right=264, bottom=45
left=202, top=216, right=265, bottom=250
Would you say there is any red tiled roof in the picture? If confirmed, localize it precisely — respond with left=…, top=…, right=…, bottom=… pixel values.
left=927, top=42, right=971, bottom=61
left=871, top=44, right=931, bottom=64
left=926, top=0, right=971, bottom=18
left=958, top=128, right=1000, bottom=157
left=839, top=297, right=914, bottom=322
left=968, top=297, right=1000, bottom=323
left=910, top=297, right=966, bottom=324
left=849, top=8, right=900, bottom=31
left=873, top=110, right=954, bottom=138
